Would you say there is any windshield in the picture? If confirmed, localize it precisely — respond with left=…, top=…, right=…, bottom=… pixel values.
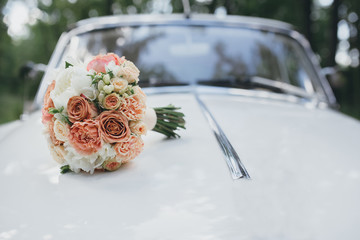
left=54, top=25, right=323, bottom=96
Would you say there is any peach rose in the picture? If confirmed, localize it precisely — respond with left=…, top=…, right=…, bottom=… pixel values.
left=97, top=111, right=130, bottom=143
left=119, top=95, right=146, bottom=120
left=103, top=93, right=121, bottom=110
left=49, top=144, right=66, bottom=164
left=67, top=96, right=97, bottom=123
left=68, top=119, right=102, bottom=155
left=86, top=53, right=125, bottom=73
left=118, top=60, right=140, bottom=83
left=129, top=120, right=147, bottom=136
left=132, top=86, right=146, bottom=104
left=112, top=78, right=128, bottom=93
left=114, top=135, right=144, bottom=164
left=42, top=80, right=56, bottom=124
left=53, top=119, right=70, bottom=142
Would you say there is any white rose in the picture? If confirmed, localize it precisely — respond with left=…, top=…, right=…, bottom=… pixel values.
left=50, top=87, right=77, bottom=111
left=129, top=120, right=148, bottom=136
left=118, top=60, right=140, bottom=83
left=70, top=65, right=93, bottom=94
left=81, top=87, right=97, bottom=101
left=53, top=119, right=69, bottom=142
left=63, top=142, right=116, bottom=174
left=105, top=61, right=121, bottom=76
left=97, top=143, right=117, bottom=160
left=50, top=65, right=93, bottom=110
left=143, top=108, right=157, bottom=130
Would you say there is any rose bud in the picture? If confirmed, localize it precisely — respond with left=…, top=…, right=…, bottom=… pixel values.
left=97, top=80, right=105, bottom=91
left=129, top=120, right=147, bottom=136
left=103, top=74, right=111, bottom=84
left=103, top=85, right=114, bottom=94
left=102, top=159, right=122, bottom=171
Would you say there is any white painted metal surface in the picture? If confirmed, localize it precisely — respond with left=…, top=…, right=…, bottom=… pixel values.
left=1, top=93, right=360, bottom=239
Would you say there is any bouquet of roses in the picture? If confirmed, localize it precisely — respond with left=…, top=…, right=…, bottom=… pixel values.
left=42, top=53, right=185, bottom=174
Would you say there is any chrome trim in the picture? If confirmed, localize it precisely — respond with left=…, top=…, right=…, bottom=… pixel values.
left=195, top=93, right=251, bottom=180
left=250, top=76, right=315, bottom=100
left=143, top=86, right=319, bottom=108
left=288, top=31, right=337, bottom=107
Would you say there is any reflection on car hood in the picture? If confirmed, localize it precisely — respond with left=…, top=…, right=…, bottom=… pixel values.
left=1, top=93, right=360, bottom=239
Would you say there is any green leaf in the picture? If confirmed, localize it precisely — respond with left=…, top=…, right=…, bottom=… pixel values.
left=63, top=115, right=71, bottom=125
left=108, top=70, right=114, bottom=78
left=65, top=61, right=73, bottom=69
left=48, top=106, right=64, bottom=115
left=60, top=165, right=72, bottom=174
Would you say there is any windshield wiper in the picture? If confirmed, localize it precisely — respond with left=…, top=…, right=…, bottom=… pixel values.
left=197, top=76, right=314, bottom=100
left=139, top=79, right=189, bottom=88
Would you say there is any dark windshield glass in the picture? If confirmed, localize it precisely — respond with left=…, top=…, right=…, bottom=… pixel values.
left=59, top=25, right=318, bottom=94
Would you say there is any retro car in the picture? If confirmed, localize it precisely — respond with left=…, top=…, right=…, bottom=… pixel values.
left=1, top=12, right=360, bottom=239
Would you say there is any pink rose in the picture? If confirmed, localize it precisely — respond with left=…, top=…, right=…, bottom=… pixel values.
left=68, top=119, right=102, bottom=155
left=97, top=111, right=130, bottom=143
left=114, top=135, right=144, bottom=164
left=86, top=53, right=125, bottom=73
left=67, top=96, right=98, bottom=123
left=42, top=80, right=56, bottom=124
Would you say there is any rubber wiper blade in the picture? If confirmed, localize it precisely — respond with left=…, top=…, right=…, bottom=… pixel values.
left=139, top=79, right=189, bottom=88
left=197, top=78, right=249, bottom=89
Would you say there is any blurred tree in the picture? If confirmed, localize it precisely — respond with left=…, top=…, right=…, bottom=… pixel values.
left=0, top=0, right=359, bottom=123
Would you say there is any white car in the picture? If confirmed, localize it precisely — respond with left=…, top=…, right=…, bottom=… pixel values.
left=1, top=13, right=360, bottom=239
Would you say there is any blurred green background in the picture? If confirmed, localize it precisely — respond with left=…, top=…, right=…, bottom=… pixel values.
left=0, top=0, right=359, bottom=124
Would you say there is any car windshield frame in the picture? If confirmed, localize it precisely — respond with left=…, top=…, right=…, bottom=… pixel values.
left=35, top=15, right=336, bottom=109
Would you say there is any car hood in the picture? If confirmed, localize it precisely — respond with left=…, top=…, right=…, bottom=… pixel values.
left=1, top=92, right=360, bottom=239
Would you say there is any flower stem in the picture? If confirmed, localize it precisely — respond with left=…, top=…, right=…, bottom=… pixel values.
left=153, top=105, right=185, bottom=138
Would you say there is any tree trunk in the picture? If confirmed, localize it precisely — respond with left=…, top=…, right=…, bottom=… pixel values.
left=303, top=0, right=313, bottom=49
left=329, top=0, right=340, bottom=66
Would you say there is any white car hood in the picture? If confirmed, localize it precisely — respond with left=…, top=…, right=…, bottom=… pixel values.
left=1, top=93, right=360, bottom=239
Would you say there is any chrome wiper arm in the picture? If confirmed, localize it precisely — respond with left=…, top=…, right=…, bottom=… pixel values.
left=249, top=76, right=314, bottom=100
left=197, top=76, right=315, bottom=100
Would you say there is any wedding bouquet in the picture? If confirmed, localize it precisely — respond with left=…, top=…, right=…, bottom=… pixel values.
left=42, top=53, right=185, bottom=174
